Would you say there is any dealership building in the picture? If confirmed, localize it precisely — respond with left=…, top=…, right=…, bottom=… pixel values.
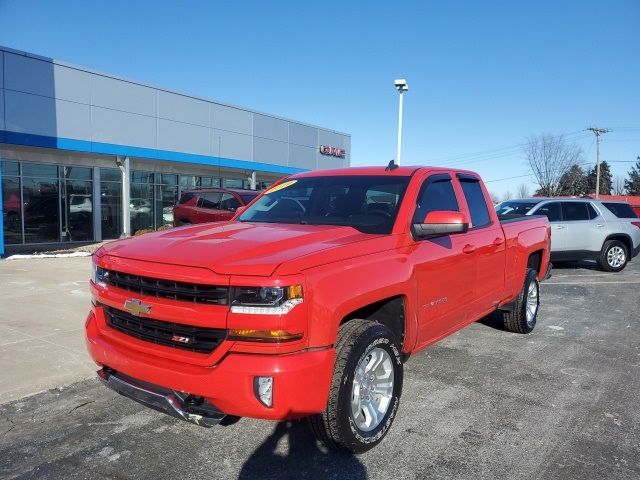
left=0, top=45, right=351, bottom=256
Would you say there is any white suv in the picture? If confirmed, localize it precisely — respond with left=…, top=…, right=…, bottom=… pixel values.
left=496, top=198, right=640, bottom=272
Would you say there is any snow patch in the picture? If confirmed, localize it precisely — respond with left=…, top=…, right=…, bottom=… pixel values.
left=547, top=325, right=564, bottom=331
left=5, top=252, right=91, bottom=260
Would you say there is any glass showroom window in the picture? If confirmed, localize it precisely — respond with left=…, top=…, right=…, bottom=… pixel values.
left=130, top=171, right=154, bottom=233
left=61, top=166, right=93, bottom=242
left=22, top=163, right=61, bottom=243
left=155, top=174, right=178, bottom=228
left=1, top=160, right=22, bottom=245
left=101, top=168, right=122, bottom=240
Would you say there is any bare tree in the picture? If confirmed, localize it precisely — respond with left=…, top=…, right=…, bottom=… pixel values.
left=613, top=175, right=627, bottom=195
left=516, top=183, right=530, bottom=198
left=502, top=190, right=513, bottom=202
left=524, top=134, right=582, bottom=196
left=489, top=191, right=501, bottom=204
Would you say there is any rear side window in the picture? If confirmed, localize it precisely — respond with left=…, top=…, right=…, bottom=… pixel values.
left=459, top=179, right=491, bottom=228
left=199, top=192, right=222, bottom=209
left=562, top=202, right=590, bottom=221
left=535, top=202, right=562, bottom=222
left=602, top=202, right=638, bottom=218
left=240, top=193, right=259, bottom=204
left=220, top=193, right=240, bottom=211
left=178, top=192, right=196, bottom=204
left=413, top=178, right=459, bottom=223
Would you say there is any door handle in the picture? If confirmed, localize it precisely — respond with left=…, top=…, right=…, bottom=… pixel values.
left=463, top=244, right=477, bottom=254
left=596, top=224, right=604, bottom=228
left=555, top=225, right=565, bottom=229
left=493, top=237, right=504, bottom=246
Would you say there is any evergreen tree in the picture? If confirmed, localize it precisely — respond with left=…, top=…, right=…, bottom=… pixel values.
left=558, top=164, right=588, bottom=196
left=587, top=161, right=613, bottom=195
left=625, top=156, right=640, bottom=195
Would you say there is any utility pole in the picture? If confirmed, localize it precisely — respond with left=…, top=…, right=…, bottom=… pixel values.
left=587, top=127, right=609, bottom=198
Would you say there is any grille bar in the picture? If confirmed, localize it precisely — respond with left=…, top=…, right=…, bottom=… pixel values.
left=105, top=307, right=227, bottom=354
left=100, top=268, right=229, bottom=305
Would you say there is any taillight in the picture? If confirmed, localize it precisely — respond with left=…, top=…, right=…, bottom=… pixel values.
left=632, top=222, right=640, bottom=229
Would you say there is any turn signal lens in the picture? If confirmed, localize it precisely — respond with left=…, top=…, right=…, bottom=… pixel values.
left=228, top=329, right=303, bottom=343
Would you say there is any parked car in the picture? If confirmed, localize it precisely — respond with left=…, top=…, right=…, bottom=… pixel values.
left=496, top=198, right=640, bottom=271
left=88, top=165, right=551, bottom=453
left=172, top=188, right=260, bottom=226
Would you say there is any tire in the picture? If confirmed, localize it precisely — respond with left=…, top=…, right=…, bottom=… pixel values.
left=309, top=319, right=403, bottom=454
left=597, top=240, right=628, bottom=272
left=502, top=268, right=539, bottom=334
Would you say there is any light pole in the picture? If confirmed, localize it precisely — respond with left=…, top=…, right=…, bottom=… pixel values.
left=394, top=79, right=408, bottom=165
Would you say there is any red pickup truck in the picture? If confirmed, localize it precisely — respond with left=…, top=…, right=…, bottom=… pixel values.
left=86, top=166, right=551, bottom=453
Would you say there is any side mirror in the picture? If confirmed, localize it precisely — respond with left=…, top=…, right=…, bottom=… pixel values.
left=413, top=211, right=469, bottom=239
left=234, top=206, right=247, bottom=216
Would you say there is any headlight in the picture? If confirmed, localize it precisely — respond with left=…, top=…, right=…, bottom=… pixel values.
left=230, top=284, right=303, bottom=315
left=92, top=263, right=108, bottom=285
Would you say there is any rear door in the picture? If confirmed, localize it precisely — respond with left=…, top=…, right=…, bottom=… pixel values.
left=562, top=202, right=603, bottom=252
left=218, top=192, right=242, bottom=221
left=533, top=201, right=566, bottom=251
left=413, top=174, right=475, bottom=345
left=457, top=175, right=506, bottom=314
left=196, top=191, right=222, bottom=223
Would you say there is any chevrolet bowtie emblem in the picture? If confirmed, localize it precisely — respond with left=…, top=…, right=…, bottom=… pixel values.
left=123, top=299, right=152, bottom=316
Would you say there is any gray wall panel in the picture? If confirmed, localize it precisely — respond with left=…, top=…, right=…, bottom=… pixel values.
left=253, top=114, right=288, bottom=142
left=92, top=107, right=156, bottom=149
left=253, top=137, right=288, bottom=166
left=317, top=154, right=344, bottom=170
left=4, top=90, right=57, bottom=136
left=289, top=123, right=317, bottom=147
left=54, top=99, right=91, bottom=140
left=211, top=129, right=253, bottom=161
left=4, top=53, right=55, bottom=98
left=288, top=144, right=317, bottom=170
left=92, top=75, right=156, bottom=116
left=157, top=119, right=209, bottom=156
left=210, top=103, right=252, bottom=134
left=318, top=129, right=346, bottom=149
left=158, top=91, right=209, bottom=127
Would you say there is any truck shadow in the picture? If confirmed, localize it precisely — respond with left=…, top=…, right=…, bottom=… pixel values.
left=238, top=420, right=368, bottom=480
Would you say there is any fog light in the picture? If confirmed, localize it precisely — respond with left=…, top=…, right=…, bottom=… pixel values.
left=254, top=376, right=273, bottom=408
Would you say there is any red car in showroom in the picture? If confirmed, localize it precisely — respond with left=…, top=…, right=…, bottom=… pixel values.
left=173, top=188, right=259, bottom=226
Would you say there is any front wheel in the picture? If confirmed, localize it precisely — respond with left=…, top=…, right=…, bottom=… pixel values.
left=598, top=240, right=628, bottom=272
left=309, top=319, right=403, bottom=453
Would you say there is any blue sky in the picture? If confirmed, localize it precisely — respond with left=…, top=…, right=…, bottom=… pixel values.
left=1, top=0, right=638, bottom=197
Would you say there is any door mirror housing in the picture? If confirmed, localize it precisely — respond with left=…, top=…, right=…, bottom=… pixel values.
left=413, top=211, right=469, bottom=239
left=234, top=205, right=247, bottom=216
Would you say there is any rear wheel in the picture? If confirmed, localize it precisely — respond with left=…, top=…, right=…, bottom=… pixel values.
left=309, top=319, right=403, bottom=453
left=598, top=240, right=628, bottom=272
left=502, top=268, right=539, bottom=334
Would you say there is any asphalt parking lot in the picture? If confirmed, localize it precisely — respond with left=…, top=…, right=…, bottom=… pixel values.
left=1, top=258, right=639, bottom=480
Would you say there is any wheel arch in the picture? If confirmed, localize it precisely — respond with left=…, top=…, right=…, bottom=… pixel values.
left=603, top=233, right=633, bottom=254
left=339, top=296, right=407, bottom=351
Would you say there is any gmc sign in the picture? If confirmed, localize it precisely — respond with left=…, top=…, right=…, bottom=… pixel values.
left=319, top=145, right=346, bottom=158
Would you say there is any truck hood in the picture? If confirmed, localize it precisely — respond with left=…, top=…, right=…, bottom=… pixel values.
left=100, top=222, right=382, bottom=276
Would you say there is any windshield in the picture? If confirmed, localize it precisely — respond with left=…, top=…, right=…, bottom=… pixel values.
left=238, top=175, right=411, bottom=234
left=495, top=201, right=538, bottom=215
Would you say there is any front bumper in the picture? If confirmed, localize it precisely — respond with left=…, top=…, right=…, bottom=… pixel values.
left=86, top=311, right=335, bottom=420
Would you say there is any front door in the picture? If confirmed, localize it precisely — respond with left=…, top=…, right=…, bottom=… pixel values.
left=534, top=201, right=566, bottom=251
left=412, top=174, right=476, bottom=347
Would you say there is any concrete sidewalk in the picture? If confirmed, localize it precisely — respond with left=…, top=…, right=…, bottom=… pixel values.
left=0, top=256, right=95, bottom=403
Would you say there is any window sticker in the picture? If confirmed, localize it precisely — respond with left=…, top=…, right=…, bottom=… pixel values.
left=265, top=179, right=298, bottom=195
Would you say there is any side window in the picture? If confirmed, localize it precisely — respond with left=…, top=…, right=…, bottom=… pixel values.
left=220, top=193, right=240, bottom=211
left=199, top=192, right=221, bottom=209
left=459, top=179, right=491, bottom=228
left=562, top=202, right=590, bottom=221
left=586, top=203, right=599, bottom=219
left=412, top=178, right=459, bottom=224
left=535, top=202, right=562, bottom=222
